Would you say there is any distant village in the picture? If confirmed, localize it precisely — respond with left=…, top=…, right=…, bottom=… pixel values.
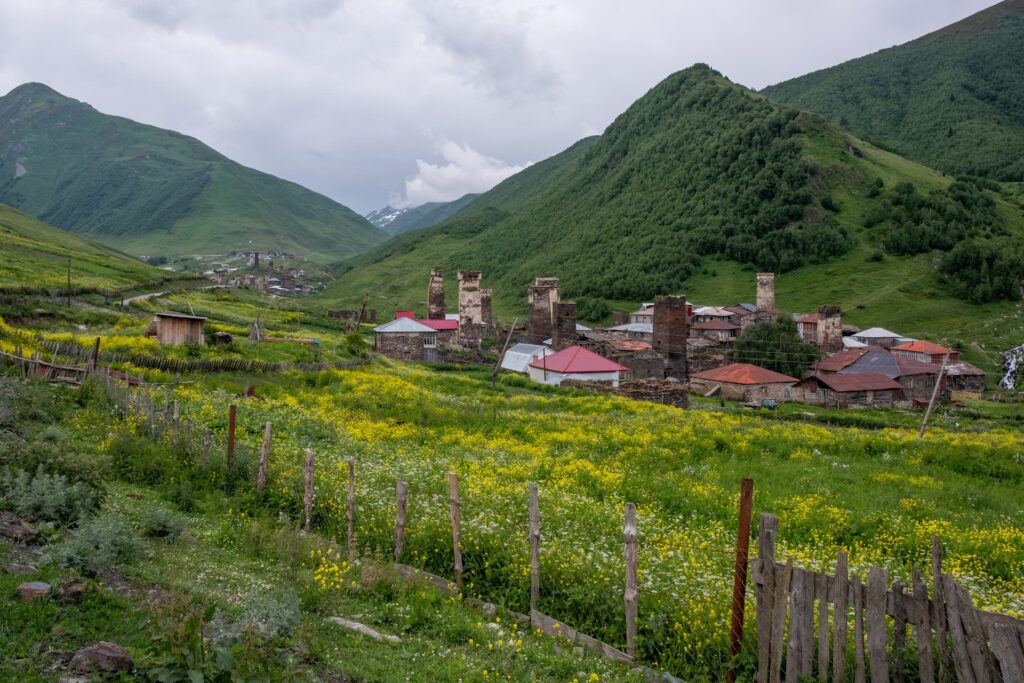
left=203, top=251, right=321, bottom=296
left=368, top=268, right=988, bottom=410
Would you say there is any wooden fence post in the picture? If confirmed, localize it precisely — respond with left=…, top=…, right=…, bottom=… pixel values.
left=769, top=558, right=792, bottom=683
left=162, top=386, right=169, bottom=426
left=394, top=480, right=408, bottom=562
left=257, top=421, right=272, bottom=492
left=727, top=478, right=755, bottom=683
left=892, top=579, right=908, bottom=683
left=866, top=566, right=890, bottom=683
left=853, top=574, right=866, bottom=683
left=303, top=449, right=315, bottom=531
left=449, top=472, right=463, bottom=591
left=834, top=551, right=849, bottom=683
left=932, top=536, right=950, bottom=682
left=227, top=404, right=237, bottom=467
left=756, top=513, right=778, bottom=683
left=624, top=501, right=638, bottom=661
left=201, top=429, right=211, bottom=469
left=911, top=566, right=935, bottom=683
left=346, top=457, right=355, bottom=556
left=529, top=483, right=540, bottom=614
left=172, top=400, right=180, bottom=442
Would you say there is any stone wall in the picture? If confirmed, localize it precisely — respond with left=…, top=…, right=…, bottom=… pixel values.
left=652, top=295, right=688, bottom=380
left=527, top=277, right=560, bottom=344
left=375, top=332, right=425, bottom=361
left=756, top=272, right=775, bottom=320
left=552, top=301, right=577, bottom=350
left=458, top=270, right=484, bottom=348
left=817, top=304, right=842, bottom=353
left=561, top=378, right=689, bottom=409
left=427, top=268, right=446, bottom=320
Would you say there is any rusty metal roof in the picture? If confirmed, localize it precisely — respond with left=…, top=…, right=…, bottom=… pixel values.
left=808, top=372, right=903, bottom=392
left=691, top=363, right=798, bottom=385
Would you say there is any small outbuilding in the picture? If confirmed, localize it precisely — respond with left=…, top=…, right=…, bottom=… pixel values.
left=501, top=343, right=554, bottom=374
left=528, top=345, right=628, bottom=387
left=154, top=311, right=206, bottom=346
left=798, top=372, right=904, bottom=408
left=373, top=317, right=440, bottom=361
left=688, top=363, right=798, bottom=402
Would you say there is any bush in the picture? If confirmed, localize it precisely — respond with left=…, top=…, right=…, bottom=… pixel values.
left=46, top=514, right=141, bottom=576
left=108, top=432, right=179, bottom=485
left=867, top=249, right=884, bottom=262
left=236, top=588, right=302, bottom=638
left=141, top=508, right=186, bottom=542
left=0, top=466, right=97, bottom=524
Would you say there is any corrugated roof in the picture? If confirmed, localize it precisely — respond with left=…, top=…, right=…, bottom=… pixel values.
left=501, top=344, right=552, bottom=373
left=373, top=317, right=436, bottom=333
left=842, top=337, right=868, bottom=349
left=840, top=348, right=939, bottom=378
left=418, top=319, right=459, bottom=331
left=945, top=361, right=986, bottom=377
left=156, top=311, right=206, bottom=321
left=853, top=327, right=901, bottom=339
left=693, top=306, right=734, bottom=317
left=794, top=313, right=818, bottom=323
left=691, top=363, right=798, bottom=385
left=692, top=320, right=740, bottom=330
left=892, top=340, right=954, bottom=355
left=528, top=345, right=628, bottom=373
left=609, top=323, right=653, bottom=333
left=812, top=348, right=868, bottom=372
left=809, top=372, right=903, bottom=392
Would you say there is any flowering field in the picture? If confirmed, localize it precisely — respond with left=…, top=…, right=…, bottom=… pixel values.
left=135, top=361, right=1024, bottom=678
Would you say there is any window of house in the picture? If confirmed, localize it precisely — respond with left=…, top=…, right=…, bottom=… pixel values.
left=423, top=333, right=437, bottom=348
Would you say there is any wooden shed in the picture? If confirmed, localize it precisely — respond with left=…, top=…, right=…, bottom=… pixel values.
left=155, top=311, right=206, bottom=346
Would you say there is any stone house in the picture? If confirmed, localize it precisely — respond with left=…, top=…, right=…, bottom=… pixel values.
left=688, top=363, right=799, bottom=402
left=891, top=340, right=959, bottom=364
left=373, top=317, right=442, bottom=362
left=838, top=348, right=945, bottom=403
left=528, top=345, right=628, bottom=387
left=691, top=319, right=740, bottom=342
left=851, top=327, right=903, bottom=348
left=798, top=372, right=904, bottom=408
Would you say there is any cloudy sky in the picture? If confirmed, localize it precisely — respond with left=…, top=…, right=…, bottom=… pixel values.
left=0, top=0, right=996, bottom=214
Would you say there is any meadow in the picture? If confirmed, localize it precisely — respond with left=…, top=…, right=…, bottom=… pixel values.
left=119, top=360, right=1024, bottom=678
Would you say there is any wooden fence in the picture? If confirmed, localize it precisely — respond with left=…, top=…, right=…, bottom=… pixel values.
left=752, top=513, right=1024, bottom=683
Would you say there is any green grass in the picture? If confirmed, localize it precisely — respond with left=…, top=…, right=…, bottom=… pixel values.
left=0, top=203, right=198, bottom=294
left=0, top=83, right=387, bottom=262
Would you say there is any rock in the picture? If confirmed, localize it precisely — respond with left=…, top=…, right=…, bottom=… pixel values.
left=4, top=563, right=37, bottom=574
left=70, top=641, right=134, bottom=674
left=127, top=493, right=144, bottom=500
left=18, top=581, right=50, bottom=601
left=0, top=520, right=37, bottom=544
left=179, top=531, right=197, bottom=542
left=58, top=579, right=88, bottom=604
left=326, top=617, right=401, bottom=643
left=57, top=677, right=90, bottom=683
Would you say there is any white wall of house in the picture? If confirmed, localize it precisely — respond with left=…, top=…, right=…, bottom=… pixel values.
left=527, top=367, right=621, bottom=387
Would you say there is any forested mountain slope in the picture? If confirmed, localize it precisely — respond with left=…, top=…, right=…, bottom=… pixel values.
left=762, top=0, right=1024, bottom=181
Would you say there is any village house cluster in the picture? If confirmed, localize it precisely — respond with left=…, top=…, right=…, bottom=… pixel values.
left=370, top=268, right=986, bottom=409
left=204, top=251, right=319, bottom=295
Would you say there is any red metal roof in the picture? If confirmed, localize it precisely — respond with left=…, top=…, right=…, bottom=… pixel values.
left=691, top=363, right=798, bottom=385
left=891, top=340, right=954, bottom=356
left=417, top=319, right=459, bottom=331
left=807, top=372, right=903, bottom=392
left=528, top=345, right=628, bottom=373
left=692, top=320, right=740, bottom=330
left=812, top=348, right=868, bottom=372
left=794, top=313, right=818, bottom=323
left=395, top=311, right=415, bottom=319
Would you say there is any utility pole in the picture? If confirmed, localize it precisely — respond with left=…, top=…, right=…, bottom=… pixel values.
left=491, top=318, right=518, bottom=387
left=918, top=352, right=950, bottom=438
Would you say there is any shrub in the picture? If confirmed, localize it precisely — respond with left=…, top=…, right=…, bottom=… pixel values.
left=867, top=249, right=884, bottom=262
left=108, top=432, right=179, bottom=485
left=0, top=466, right=97, bottom=524
left=141, top=508, right=185, bottom=542
left=46, top=514, right=141, bottom=576
left=236, top=588, right=302, bottom=638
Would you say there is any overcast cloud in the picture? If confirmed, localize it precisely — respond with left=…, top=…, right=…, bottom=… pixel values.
left=0, top=0, right=996, bottom=214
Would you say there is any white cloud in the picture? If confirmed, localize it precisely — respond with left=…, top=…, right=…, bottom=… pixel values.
left=401, top=140, right=530, bottom=207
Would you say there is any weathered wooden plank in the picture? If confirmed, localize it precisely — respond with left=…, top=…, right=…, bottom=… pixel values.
left=394, top=480, right=407, bottom=562
left=257, top=421, right=272, bottom=492
left=529, top=483, right=541, bottom=613
left=449, top=472, right=463, bottom=592
left=787, top=567, right=813, bottom=683
left=954, top=581, right=998, bottom=683
left=943, top=573, right=978, bottom=683
left=529, top=609, right=634, bottom=665
left=912, top=567, right=935, bottom=683
left=769, top=559, right=793, bottom=683
left=394, top=563, right=457, bottom=595
left=866, top=567, right=890, bottom=683
left=892, top=579, right=907, bottom=683
left=989, top=624, right=1024, bottom=682
left=853, top=574, right=866, bottom=683
left=756, top=515, right=778, bottom=683
left=933, top=537, right=951, bottom=682
left=833, top=552, right=848, bottom=683
left=816, top=571, right=830, bottom=682
left=800, top=568, right=815, bottom=677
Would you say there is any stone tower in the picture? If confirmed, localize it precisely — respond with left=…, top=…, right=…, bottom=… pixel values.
left=652, top=295, right=688, bottom=380
left=480, top=288, right=493, bottom=327
left=458, top=270, right=484, bottom=347
left=427, top=268, right=445, bottom=320
left=527, top=277, right=560, bottom=344
left=551, top=301, right=577, bottom=351
left=756, top=272, right=776, bottom=320
left=817, top=304, right=843, bottom=354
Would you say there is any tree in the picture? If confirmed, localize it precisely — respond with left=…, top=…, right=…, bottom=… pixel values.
left=731, top=316, right=821, bottom=378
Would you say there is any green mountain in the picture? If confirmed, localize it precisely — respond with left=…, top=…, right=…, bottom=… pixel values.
left=0, top=83, right=388, bottom=262
left=0, top=202, right=192, bottom=294
left=367, top=194, right=480, bottom=236
left=762, top=0, right=1024, bottom=181
left=322, top=65, right=1024, bottom=378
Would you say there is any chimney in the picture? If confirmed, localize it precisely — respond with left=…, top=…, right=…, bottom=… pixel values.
left=458, top=270, right=483, bottom=347
left=653, top=295, right=688, bottom=380
left=527, top=277, right=560, bottom=344
left=552, top=301, right=577, bottom=350
left=756, top=272, right=776, bottom=320
left=817, top=304, right=842, bottom=354
left=427, top=268, right=445, bottom=319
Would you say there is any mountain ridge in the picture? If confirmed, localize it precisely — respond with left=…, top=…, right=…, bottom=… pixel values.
left=0, top=82, right=388, bottom=262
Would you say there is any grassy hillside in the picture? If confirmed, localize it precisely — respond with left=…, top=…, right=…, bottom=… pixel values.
left=0, top=202, right=194, bottom=294
left=0, top=83, right=387, bottom=262
left=321, top=65, right=1024, bottom=372
left=762, top=0, right=1024, bottom=181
